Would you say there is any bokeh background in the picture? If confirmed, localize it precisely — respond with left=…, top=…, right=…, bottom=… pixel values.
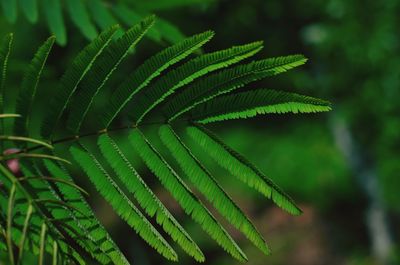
left=1, top=0, right=399, bottom=264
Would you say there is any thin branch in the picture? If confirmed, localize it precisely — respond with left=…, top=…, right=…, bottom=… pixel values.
left=21, top=119, right=176, bottom=153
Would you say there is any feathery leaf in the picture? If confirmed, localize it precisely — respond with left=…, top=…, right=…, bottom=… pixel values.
left=163, top=55, right=308, bottom=121
left=41, top=25, right=120, bottom=139
left=97, top=134, right=205, bottom=262
left=159, top=125, right=271, bottom=255
left=129, top=129, right=247, bottom=262
left=101, top=30, right=214, bottom=128
left=70, top=144, right=178, bottom=261
left=191, top=89, right=332, bottom=123
left=132, top=41, right=264, bottom=124
left=0, top=33, right=13, bottom=140
left=187, top=125, right=303, bottom=215
left=66, top=16, right=155, bottom=133
left=43, top=160, right=129, bottom=265
left=14, top=36, right=55, bottom=137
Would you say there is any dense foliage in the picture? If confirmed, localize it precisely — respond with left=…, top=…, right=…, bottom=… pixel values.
left=0, top=13, right=330, bottom=264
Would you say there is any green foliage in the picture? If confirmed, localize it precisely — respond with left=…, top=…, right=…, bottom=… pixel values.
left=190, top=88, right=331, bottom=123
left=159, top=125, right=270, bottom=255
left=14, top=36, right=55, bottom=138
left=162, top=54, right=309, bottom=121
left=66, top=16, right=155, bottom=133
left=0, top=16, right=330, bottom=264
left=0, top=0, right=190, bottom=45
left=41, top=25, right=120, bottom=139
left=101, top=30, right=214, bottom=128
left=186, top=125, right=302, bottom=215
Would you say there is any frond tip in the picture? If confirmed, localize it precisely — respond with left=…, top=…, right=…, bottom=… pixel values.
left=97, top=134, right=205, bottom=262
left=159, top=125, right=271, bottom=255
left=69, top=144, right=178, bottom=261
left=190, top=88, right=332, bottom=123
left=187, top=124, right=303, bottom=215
left=129, top=129, right=248, bottom=262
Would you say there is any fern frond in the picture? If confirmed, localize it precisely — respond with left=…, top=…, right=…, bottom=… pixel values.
left=41, top=25, right=120, bottom=139
left=42, top=0, right=66, bottom=46
left=14, top=36, right=55, bottom=138
left=0, top=0, right=191, bottom=46
left=31, top=160, right=120, bottom=264
left=101, top=30, right=214, bottom=128
left=0, top=163, right=94, bottom=263
left=66, top=16, right=155, bottom=134
left=132, top=41, right=264, bottom=124
left=0, top=33, right=13, bottom=139
left=129, top=129, right=248, bottom=262
left=191, top=89, right=331, bottom=123
left=43, top=160, right=130, bottom=265
left=19, top=0, right=38, bottom=23
left=97, top=134, right=205, bottom=262
left=163, top=55, right=308, bottom=121
left=66, top=0, right=98, bottom=40
left=159, top=124, right=271, bottom=255
left=70, top=144, right=178, bottom=261
left=0, top=25, right=332, bottom=263
left=187, top=125, right=302, bottom=215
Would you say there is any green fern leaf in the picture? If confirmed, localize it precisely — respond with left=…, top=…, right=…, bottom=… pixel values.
left=19, top=0, right=38, bottom=23
left=191, top=89, right=332, bottom=123
left=1, top=162, right=94, bottom=263
left=101, top=30, right=214, bottom=128
left=187, top=125, right=303, bottom=215
left=70, top=144, right=178, bottom=261
left=129, top=129, right=248, bottom=262
left=1, top=0, right=17, bottom=23
left=159, top=124, right=271, bottom=255
left=41, top=25, right=120, bottom=139
left=42, top=0, right=66, bottom=46
left=0, top=33, right=13, bottom=139
left=43, top=160, right=130, bottom=265
left=163, top=55, right=308, bottom=121
left=66, top=0, right=98, bottom=40
left=132, top=41, right=264, bottom=124
left=14, top=36, right=55, bottom=138
left=19, top=162, right=107, bottom=263
left=97, top=134, right=205, bottom=262
left=66, top=16, right=155, bottom=134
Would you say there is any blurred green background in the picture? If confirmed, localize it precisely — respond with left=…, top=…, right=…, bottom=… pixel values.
left=1, top=0, right=399, bottom=264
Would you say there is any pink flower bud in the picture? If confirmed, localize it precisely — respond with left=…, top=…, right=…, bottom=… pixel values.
left=3, top=148, right=21, bottom=175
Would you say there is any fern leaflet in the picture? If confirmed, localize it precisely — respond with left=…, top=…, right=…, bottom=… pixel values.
left=187, top=124, right=303, bottom=215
